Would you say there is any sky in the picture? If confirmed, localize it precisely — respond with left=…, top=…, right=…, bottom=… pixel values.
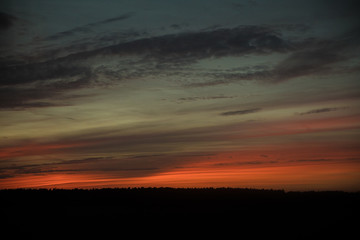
left=0, top=0, right=360, bottom=191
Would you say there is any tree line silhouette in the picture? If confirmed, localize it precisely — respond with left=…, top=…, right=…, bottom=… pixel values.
left=1, top=187, right=359, bottom=238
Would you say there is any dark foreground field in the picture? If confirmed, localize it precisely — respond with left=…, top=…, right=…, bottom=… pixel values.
left=1, top=188, right=359, bottom=238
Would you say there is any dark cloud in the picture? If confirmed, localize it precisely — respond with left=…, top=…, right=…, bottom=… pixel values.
left=31, top=29, right=146, bottom=62
left=185, top=69, right=271, bottom=87
left=0, top=148, right=217, bottom=180
left=0, top=25, right=293, bottom=86
left=5, top=26, right=286, bottom=85
left=183, top=80, right=232, bottom=88
left=214, top=160, right=278, bottom=166
left=177, top=96, right=236, bottom=102
left=0, top=61, right=90, bottom=86
left=87, top=25, right=290, bottom=61
left=7, top=102, right=67, bottom=110
left=96, top=12, right=134, bottom=25
left=1, top=23, right=357, bottom=110
left=182, top=26, right=360, bottom=86
left=0, top=86, right=95, bottom=110
left=0, top=87, right=48, bottom=107
left=0, top=25, right=290, bottom=109
left=94, top=29, right=146, bottom=45
left=269, top=26, right=360, bottom=83
left=271, top=49, right=344, bottom=83
left=0, top=64, right=92, bottom=109
left=271, top=24, right=310, bottom=33
left=200, top=25, right=360, bottom=86
left=0, top=12, right=16, bottom=30
left=220, top=108, right=261, bottom=116
left=289, top=158, right=333, bottom=163
left=289, top=157, right=360, bottom=164
left=0, top=173, right=14, bottom=179
left=298, top=108, right=340, bottom=115
left=170, top=24, right=182, bottom=30
left=45, top=12, right=134, bottom=41
left=0, top=157, right=110, bottom=179
left=0, top=153, right=181, bottom=179
left=56, top=157, right=112, bottom=166
left=45, top=27, right=91, bottom=41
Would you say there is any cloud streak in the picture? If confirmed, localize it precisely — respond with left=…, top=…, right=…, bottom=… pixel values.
left=45, top=12, right=135, bottom=41
left=220, top=108, right=261, bottom=116
left=298, top=108, right=341, bottom=115
left=0, top=25, right=292, bottom=109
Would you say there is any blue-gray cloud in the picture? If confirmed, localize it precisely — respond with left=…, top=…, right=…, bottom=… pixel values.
left=1, top=22, right=359, bottom=109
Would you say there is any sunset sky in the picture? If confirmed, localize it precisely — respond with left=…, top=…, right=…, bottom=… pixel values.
left=1, top=0, right=359, bottom=190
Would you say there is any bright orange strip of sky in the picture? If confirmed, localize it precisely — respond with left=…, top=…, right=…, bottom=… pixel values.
left=1, top=160, right=359, bottom=191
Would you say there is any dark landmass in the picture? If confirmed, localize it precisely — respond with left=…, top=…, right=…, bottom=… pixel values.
left=1, top=188, right=359, bottom=238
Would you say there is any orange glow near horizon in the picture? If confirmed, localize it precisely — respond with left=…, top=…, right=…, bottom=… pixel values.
left=1, top=117, right=359, bottom=191
left=1, top=158, right=359, bottom=191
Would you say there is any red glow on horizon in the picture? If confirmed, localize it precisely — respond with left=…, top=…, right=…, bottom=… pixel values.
left=1, top=158, right=359, bottom=191
left=1, top=116, right=359, bottom=191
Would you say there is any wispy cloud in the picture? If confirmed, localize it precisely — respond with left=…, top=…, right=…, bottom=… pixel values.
left=220, top=108, right=261, bottom=116
left=1, top=21, right=359, bottom=111
left=96, top=13, right=134, bottom=25
left=177, top=95, right=237, bottom=102
left=288, top=158, right=334, bottom=163
left=45, top=12, right=134, bottom=41
left=298, top=107, right=341, bottom=115
left=0, top=25, right=290, bottom=109
left=214, top=160, right=278, bottom=166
